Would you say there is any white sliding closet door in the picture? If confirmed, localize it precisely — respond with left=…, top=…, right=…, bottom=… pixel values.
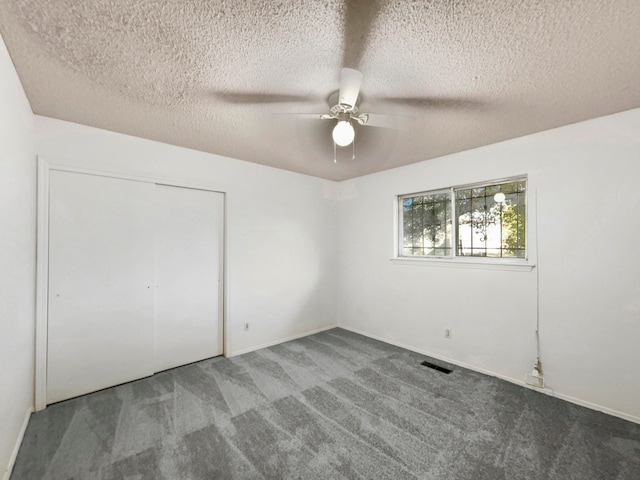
left=47, top=171, right=156, bottom=404
left=154, top=185, right=224, bottom=372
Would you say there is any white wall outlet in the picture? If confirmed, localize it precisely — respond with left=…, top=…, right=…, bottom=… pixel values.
left=244, top=322, right=249, bottom=331
left=445, top=328, right=451, bottom=339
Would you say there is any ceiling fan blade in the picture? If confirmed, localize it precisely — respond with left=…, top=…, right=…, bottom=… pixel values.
left=339, top=68, right=363, bottom=108
left=213, top=91, right=315, bottom=104
left=374, top=96, right=486, bottom=109
left=272, top=113, right=332, bottom=120
left=360, top=112, right=414, bottom=129
left=342, top=0, right=384, bottom=69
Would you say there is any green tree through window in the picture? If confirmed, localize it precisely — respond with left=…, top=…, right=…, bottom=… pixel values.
left=399, top=178, right=526, bottom=259
left=401, top=192, right=451, bottom=256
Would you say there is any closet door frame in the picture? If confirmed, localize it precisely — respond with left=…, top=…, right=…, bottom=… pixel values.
left=35, top=157, right=227, bottom=411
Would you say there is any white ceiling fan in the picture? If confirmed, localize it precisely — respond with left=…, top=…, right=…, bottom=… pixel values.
left=277, top=68, right=413, bottom=160
left=321, top=68, right=370, bottom=147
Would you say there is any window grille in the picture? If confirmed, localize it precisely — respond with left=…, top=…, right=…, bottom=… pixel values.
left=455, top=180, right=526, bottom=258
left=398, top=177, right=526, bottom=259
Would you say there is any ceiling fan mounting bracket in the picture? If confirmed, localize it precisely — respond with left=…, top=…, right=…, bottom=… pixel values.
left=325, top=105, right=369, bottom=126
left=323, top=106, right=368, bottom=127
left=330, top=104, right=359, bottom=116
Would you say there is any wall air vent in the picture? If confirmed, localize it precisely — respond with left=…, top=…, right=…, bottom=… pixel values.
left=420, top=361, right=452, bottom=374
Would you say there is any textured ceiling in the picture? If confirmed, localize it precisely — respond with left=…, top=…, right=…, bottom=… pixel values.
left=1, top=1, right=639, bottom=180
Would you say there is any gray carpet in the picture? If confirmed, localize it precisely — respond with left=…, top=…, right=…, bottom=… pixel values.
left=11, top=328, right=640, bottom=479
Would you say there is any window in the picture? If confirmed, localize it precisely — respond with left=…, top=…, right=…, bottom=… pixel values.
left=400, top=191, right=452, bottom=256
left=399, top=177, right=526, bottom=259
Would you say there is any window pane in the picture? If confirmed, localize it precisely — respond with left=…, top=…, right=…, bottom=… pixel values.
left=485, top=185, right=501, bottom=196
left=471, top=187, right=484, bottom=198
left=454, top=179, right=526, bottom=258
left=400, top=192, right=451, bottom=256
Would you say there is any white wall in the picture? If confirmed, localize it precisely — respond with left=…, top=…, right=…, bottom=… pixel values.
left=336, top=109, right=640, bottom=422
left=34, top=116, right=339, bottom=356
left=0, top=34, right=36, bottom=479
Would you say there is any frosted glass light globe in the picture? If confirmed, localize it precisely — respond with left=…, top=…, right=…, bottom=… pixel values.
left=494, top=192, right=506, bottom=203
left=332, top=121, right=355, bottom=146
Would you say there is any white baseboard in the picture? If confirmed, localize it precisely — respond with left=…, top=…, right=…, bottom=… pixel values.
left=2, top=407, right=32, bottom=480
left=338, top=325, right=640, bottom=425
left=228, top=324, right=338, bottom=357
left=548, top=390, right=640, bottom=425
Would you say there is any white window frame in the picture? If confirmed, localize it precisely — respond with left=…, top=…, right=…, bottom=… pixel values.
left=394, top=176, right=533, bottom=270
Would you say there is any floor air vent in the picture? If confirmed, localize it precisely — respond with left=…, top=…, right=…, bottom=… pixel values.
left=420, top=361, right=452, bottom=374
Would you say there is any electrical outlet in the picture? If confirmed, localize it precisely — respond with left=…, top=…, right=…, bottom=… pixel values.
left=445, top=328, right=451, bottom=339
left=244, top=322, right=249, bottom=331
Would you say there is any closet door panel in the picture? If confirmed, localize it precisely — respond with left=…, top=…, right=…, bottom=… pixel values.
left=154, top=185, right=224, bottom=372
left=47, top=171, right=155, bottom=404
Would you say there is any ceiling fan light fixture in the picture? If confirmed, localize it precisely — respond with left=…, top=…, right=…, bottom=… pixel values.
left=332, top=120, right=355, bottom=146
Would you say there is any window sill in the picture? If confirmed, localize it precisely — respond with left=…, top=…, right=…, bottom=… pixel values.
left=390, top=256, right=535, bottom=272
